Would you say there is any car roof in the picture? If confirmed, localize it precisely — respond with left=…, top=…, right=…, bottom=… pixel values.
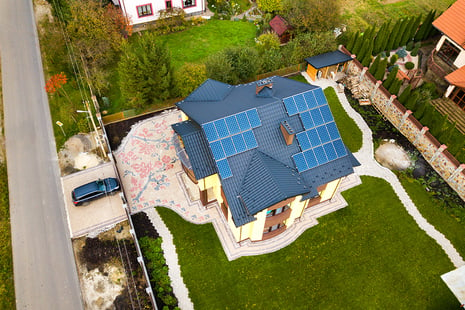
left=73, top=180, right=102, bottom=197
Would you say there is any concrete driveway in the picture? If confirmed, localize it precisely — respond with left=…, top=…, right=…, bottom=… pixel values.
left=62, top=162, right=126, bottom=237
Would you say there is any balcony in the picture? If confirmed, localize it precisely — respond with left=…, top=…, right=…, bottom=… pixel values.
left=265, top=207, right=292, bottom=227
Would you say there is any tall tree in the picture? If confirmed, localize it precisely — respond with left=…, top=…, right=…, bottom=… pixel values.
left=256, top=0, right=283, bottom=12
left=388, top=78, right=402, bottom=96
left=383, top=66, right=399, bottom=89
left=415, top=10, right=435, bottom=42
left=346, top=31, right=358, bottom=51
left=393, top=18, right=409, bottom=49
left=282, top=0, right=340, bottom=32
left=398, top=84, right=412, bottom=104
left=118, top=33, right=172, bottom=108
left=174, top=63, right=207, bottom=97
left=387, top=19, right=401, bottom=51
left=374, top=22, right=387, bottom=55
left=405, top=91, right=420, bottom=111
left=374, top=58, right=388, bottom=81
left=361, top=40, right=373, bottom=67
left=369, top=55, right=381, bottom=75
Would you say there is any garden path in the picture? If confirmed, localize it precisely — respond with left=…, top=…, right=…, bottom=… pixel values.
left=305, top=72, right=465, bottom=268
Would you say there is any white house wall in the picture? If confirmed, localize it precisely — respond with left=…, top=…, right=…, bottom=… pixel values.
left=119, top=0, right=205, bottom=25
left=436, top=35, right=465, bottom=68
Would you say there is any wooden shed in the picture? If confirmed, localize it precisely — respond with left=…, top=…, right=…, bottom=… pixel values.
left=269, top=15, right=292, bottom=44
left=305, top=50, right=353, bottom=81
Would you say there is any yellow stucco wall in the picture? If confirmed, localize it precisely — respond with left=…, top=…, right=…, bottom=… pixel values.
left=181, top=112, right=188, bottom=121
left=250, top=209, right=267, bottom=241
left=198, top=174, right=223, bottom=204
left=285, top=196, right=306, bottom=227
left=319, top=178, right=341, bottom=201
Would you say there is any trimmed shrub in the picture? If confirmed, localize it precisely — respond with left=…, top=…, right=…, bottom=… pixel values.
left=406, top=41, right=414, bottom=51
left=389, top=54, right=399, bottom=65
left=405, top=62, right=414, bottom=70
left=396, top=48, right=408, bottom=59
left=398, top=84, right=411, bottom=104
left=374, top=59, right=388, bottom=81
left=405, top=91, right=420, bottom=111
left=383, top=66, right=398, bottom=89
left=411, top=47, right=419, bottom=56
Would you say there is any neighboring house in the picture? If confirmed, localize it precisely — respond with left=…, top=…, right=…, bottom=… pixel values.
left=305, top=50, right=353, bottom=81
left=432, top=0, right=465, bottom=109
left=116, top=0, right=206, bottom=25
left=269, top=15, right=292, bottom=44
left=172, top=76, right=360, bottom=243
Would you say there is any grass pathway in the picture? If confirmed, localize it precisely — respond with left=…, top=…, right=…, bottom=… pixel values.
left=306, top=73, right=465, bottom=268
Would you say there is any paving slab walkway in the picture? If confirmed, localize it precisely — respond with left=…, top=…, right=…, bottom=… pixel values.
left=305, top=72, right=465, bottom=268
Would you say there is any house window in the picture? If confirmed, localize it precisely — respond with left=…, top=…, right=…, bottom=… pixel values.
left=183, top=0, right=196, bottom=8
left=437, top=40, right=460, bottom=66
left=166, top=0, right=172, bottom=9
left=264, top=223, right=284, bottom=233
left=266, top=205, right=290, bottom=217
left=451, top=88, right=465, bottom=110
left=137, top=4, right=153, bottom=17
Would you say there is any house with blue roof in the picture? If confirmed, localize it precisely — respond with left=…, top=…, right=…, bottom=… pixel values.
left=172, top=76, right=360, bottom=242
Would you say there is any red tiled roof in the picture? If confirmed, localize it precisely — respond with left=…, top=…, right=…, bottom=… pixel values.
left=445, top=66, right=465, bottom=88
left=269, top=15, right=291, bottom=36
left=433, top=0, right=465, bottom=48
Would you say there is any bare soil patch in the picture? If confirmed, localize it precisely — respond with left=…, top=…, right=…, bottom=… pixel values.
left=73, top=221, right=152, bottom=309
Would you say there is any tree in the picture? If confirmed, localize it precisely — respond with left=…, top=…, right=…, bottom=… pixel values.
left=369, top=55, right=381, bottom=75
left=206, top=52, right=236, bottom=84
left=439, top=121, right=457, bottom=143
left=257, top=0, right=283, bottom=12
left=67, top=0, right=126, bottom=92
left=388, top=78, right=402, bottom=96
left=259, top=48, right=285, bottom=73
left=282, top=31, right=337, bottom=65
left=174, top=63, right=207, bottom=97
left=374, top=59, right=388, bottom=81
left=282, top=0, right=340, bottom=32
left=361, top=40, right=373, bottom=67
left=430, top=112, right=447, bottom=136
left=387, top=19, right=401, bottom=51
left=383, top=66, right=399, bottom=88
left=398, top=84, right=411, bottom=104
left=419, top=103, right=434, bottom=127
left=346, top=31, right=358, bottom=51
left=373, top=22, right=388, bottom=55
left=118, top=33, right=173, bottom=108
left=256, top=32, right=281, bottom=53
left=405, top=91, right=420, bottom=111
left=393, top=18, right=409, bottom=49
left=415, top=10, right=435, bottom=41
left=352, top=33, right=363, bottom=56
left=413, top=100, right=427, bottom=119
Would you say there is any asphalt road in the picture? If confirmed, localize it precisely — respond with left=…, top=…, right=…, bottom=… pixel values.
left=0, top=1, right=83, bottom=309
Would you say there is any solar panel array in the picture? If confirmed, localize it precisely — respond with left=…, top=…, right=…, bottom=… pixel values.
left=283, top=88, right=348, bottom=173
left=202, top=109, right=261, bottom=179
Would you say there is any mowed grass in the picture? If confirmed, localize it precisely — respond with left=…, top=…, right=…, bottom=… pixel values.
left=398, top=173, right=465, bottom=259
left=155, top=20, right=257, bottom=69
left=341, top=0, right=456, bottom=29
left=157, top=176, right=458, bottom=309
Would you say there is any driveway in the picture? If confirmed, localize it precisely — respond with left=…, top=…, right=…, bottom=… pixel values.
left=62, top=162, right=126, bottom=237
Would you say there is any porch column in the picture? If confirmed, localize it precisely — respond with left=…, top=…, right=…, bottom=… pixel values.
left=431, top=144, right=447, bottom=162
left=359, top=67, right=368, bottom=82
left=413, top=126, right=429, bottom=145
left=447, top=164, right=465, bottom=182
left=399, top=110, right=412, bottom=128
left=371, top=80, right=382, bottom=99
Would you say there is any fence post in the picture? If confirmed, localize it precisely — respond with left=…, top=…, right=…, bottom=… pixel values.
left=371, top=80, right=382, bottom=99
left=399, top=110, right=412, bottom=128
left=431, top=144, right=448, bottom=162
left=386, top=94, right=396, bottom=111
left=413, top=126, right=429, bottom=145
left=360, top=67, right=368, bottom=82
left=447, top=164, right=465, bottom=182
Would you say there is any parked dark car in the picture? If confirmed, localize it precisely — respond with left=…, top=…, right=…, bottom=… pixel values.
left=71, top=178, right=120, bottom=206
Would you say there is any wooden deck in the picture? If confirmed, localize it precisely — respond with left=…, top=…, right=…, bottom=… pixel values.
left=431, top=97, right=465, bottom=134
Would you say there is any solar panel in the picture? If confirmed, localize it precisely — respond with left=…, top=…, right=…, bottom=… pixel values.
left=214, top=119, right=229, bottom=139
left=307, top=129, right=321, bottom=148
left=294, top=94, right=307, bottom=112
left=216, top=159, right=232, bottom=179
left=292, top=152, right=308, bottom=172
left=243, top=130, right=258, bottom=149
left=300, top=111, right=314, bottom=130
left=203, top=122, right=218, bottom=142
left=210, top=141, right=225, bottom=160
left=304, top=91, right=317, bottom=109
left=236, top=112, right=251, bottom=131
left=232, top=133, right=247, bottom=153
left=323, top=142, right=337, bottom=161
left=313, top=145, right=328, bottom=165
left=313, top=88, right=327, bottom=106
left=283, top=97, right=298, bottom=116
left=247, top=109, right=261, bottom=128
left=296, top=132, right=311, bottom=151
left=310, top=109, right=324, bottom=126
left=221, top=137, right=236, bottom=157
left=316, top=125, right=331, bottom=144
left=326, top=122, right=340, bottom=140
left=225, top=115, right=241, bottom=135
left=333, top=139, right=347, bottom=157
left=319, top=105, right=334, bottom=123
left=303, top=149, right=318, bottom=169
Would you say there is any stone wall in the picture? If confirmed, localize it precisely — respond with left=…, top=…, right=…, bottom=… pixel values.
left=340, top=46, right=465, bottom=201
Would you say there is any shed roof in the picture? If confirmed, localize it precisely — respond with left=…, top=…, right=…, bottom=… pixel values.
left=305, top=50, right=353, bottom=69
left=173, top=76, right=360, bottom=227
left=445, top=65, right=465, bottom=88
left=433, top=0, right=465, bottom=48
left=269, top=15, right=291, bottom=36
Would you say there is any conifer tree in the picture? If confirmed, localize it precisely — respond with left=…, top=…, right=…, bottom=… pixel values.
left=373, top=23, right=387, bottom=55
left=405, top=91, right=419, bottom=111
left=400, top=18, right=415, bottom=47
left=439, top=121, right=456, bottom=143
left=393, top=18, right=409, bottom=49
left=369, top=55, right=381, bottom=75
left=379, top=21, right=391, bottom=53
left=430, top=112, right=447, bottom=136
left=388, top=78, right=402, bottom=96
left=374, top=59, right=388, bottom=81
left=425, top=10, right=438, bottom=39
left=383, top=66, right=398, bottom=88
left=420, top=102, right=434, bottom=127
left=361, top=41, right=373, bottom=67
left=415, top=10, right=434, bottom=41
left=387, top=20, right=402, bottom=51
left=346, top=31, right=357, bottom=51
left=398, top=84, right=411, bottom=104
left=413, top=100, right=426, bottom=119
left=352, top=32, right=363, bottom=56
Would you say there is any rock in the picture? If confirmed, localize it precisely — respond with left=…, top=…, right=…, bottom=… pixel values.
left=412, top=158, right=428, bottom=179
left=375, top=141, right=412, bottom=170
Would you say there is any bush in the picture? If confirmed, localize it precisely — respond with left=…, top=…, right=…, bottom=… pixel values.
left=406, top=41, right=414, bottom=51
left=411, top=47, right=419, bottom=56
left=389, top=54, right=399, bottom=65
left=396, top=47, right=408, bottom=59
left=174, top=63, right=207, bottom=97
left=405, top=62, right=414, bottom=70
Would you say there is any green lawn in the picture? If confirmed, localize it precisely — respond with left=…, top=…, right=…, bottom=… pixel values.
left=398, top=173, right=465, bottom=259
left=341, top=0, right=455, bottom=29
left=155, top=20, right=257, bottom=69
left=157, top=176, right=457, bottom=309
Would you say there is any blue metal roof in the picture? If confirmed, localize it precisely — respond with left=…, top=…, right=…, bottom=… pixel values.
left=305, top=50, right=353, bottom=69
left=174, top=76, right=360, bottom=227
left=172, top=120, right=217, bottom=180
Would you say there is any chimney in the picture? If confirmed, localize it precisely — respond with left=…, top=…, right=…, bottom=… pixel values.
left=280, top=120, right=295, bottom=145
left=256, top=78, right=273, bottom=97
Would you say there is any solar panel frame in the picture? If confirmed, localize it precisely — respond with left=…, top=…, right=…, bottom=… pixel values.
left=313, top=145, right=329, bottom=165
left=283, top=97, right=298, bottom=116
left=316, top=125, right=331, bottom=144
left=221, top=137, right=236, bottom=157
left=209, top=140, right=225, bottom=160
left=294, top=94, right=307, bottom=112
left=310, top=108, right=324, bottom=127
left=216, top=159, right=233, bottom=179
left=319, top=105, right=334, bottom=123
left=313, top=88, right=327, bottom=106
left=203, top=122, right=218, bottom=142
left=303, top=91, right=318, bottom=109
left=326, top=122, right=340, bottom=140
left=243, top=130, right=258, bottom=149
left=214, top=119, right=229, bottom=139
left=231, top=133, right=247, bottom=153
left=236, top=112, right=251, bottom=131
left=300, top=111, right=314, bottom=130
left=246, top=109, right=261, bottom=128
left=323, top=142, right=338, bottom=161
left=225, top=115, right=241, bottom=135
left=307, top=128, right=321, bottom=148
left=303, top=149, right=318, bottom=169
left=292, top=152, right=308, bottom=172
left=296, top=131, right=311, bottom=151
